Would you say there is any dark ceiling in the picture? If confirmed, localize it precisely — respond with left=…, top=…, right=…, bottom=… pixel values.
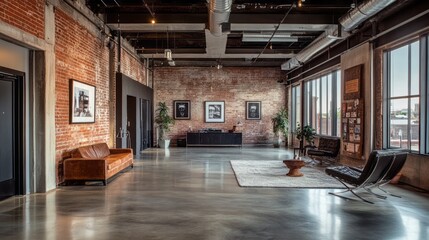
left=86, top=0, right=362, bottom=67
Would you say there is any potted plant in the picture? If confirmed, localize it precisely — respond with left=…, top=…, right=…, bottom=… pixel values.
left=155, top=102, right=175, bottom=148
left=272, top=108, right=288, bottom=148
left=295, top=123, right=316, bottom=149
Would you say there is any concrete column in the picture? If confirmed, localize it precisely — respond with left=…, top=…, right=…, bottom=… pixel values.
left=42, top=3, right=57, bottom=192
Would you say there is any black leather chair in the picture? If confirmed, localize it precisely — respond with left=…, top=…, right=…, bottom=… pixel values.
left=352, top=151, right=408, bottom=198
left=307, top=136, right=341, bottom=164
left=325, top=150, right=397, bottom=204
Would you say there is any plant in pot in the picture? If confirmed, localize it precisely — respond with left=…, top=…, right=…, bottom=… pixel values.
left=272, top=108, right=288, bottom=148
left=295, top=123, right=316, bottom=151
left=155, top=102, right=175, bottom=148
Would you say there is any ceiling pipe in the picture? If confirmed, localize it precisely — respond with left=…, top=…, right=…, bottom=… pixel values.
left=208, top=0, right=233, bottom=36
left=281, top=25, right=341, bottom=70
left=282, top=0, right=397, bottom=71
left=339, top=0, right=397, bottom=32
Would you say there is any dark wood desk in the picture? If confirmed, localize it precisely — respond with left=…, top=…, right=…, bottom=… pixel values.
left=186, top=132, right=242, bottom=147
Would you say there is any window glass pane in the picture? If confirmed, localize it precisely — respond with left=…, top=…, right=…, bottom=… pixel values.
left=410, top=41, right=420, bottom=95
left=389, top=98, right=408, bottom=149
left=304, top=82, right=311, bottom=126
left=321, top=76, right=327, bottom=135
left=390, top=45, right=409, bottom=97
left=296, top=85, right=301, bottom=128
left=327, top=74, right=332, bottom=135
left=410, top=97, right=420, bottom=151
left=314, top=79, right=320, bottom=134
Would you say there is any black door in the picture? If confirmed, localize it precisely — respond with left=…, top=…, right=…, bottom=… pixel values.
left=127, top=95, right=137, bottom=153
left=0, top=70, right=23, bottom=200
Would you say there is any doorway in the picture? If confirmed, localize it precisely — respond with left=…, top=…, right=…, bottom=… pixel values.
left=0, top=69, right=24, bottom=200
left=140, top=99, right=151, bottom=150
left=127, top=95, right=137, bottom=153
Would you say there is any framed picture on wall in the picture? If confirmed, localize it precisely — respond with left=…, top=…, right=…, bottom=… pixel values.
left=205, top=101, right=225, bottom=123
left=246, top=101, right=261, bottom=120
left=174, top=100, right=191, bottom=120
left=69, top=79, right=96, bottom=124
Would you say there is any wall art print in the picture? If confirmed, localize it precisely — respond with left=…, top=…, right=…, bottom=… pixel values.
left=205, top=101, right=225, bottom=123
left=246, top=101, right=261, bottom=120
left=174, top=100, right=191, bottom=120
left=69, top=79, right=96, bottom=123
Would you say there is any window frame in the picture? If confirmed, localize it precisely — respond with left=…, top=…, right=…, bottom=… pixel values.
left=302, top=69, right=340, bottom=137
left=383, top=37, right=426, bottom=153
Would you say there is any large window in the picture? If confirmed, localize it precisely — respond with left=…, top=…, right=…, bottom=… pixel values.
left=303, top=70, right=341, bottom=137
left=385, top=40, right=420, bottom=152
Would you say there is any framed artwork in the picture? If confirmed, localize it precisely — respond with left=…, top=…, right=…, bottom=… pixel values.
left=205, top=101, right=225, bottom=123
left=246, top=101, right=261, bottom=120
left=174, top=100, right=191, bottom=120
left=69, top=79, right=96, bottom=123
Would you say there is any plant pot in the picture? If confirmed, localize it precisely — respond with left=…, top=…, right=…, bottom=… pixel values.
left=273, top=137, right=281, bottom=148
left=159, top=139, right=170, bottom=148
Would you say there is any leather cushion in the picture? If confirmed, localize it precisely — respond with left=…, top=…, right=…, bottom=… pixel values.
left=325, top=166, right=361, bottom=185
left=74, top=145, right=98, bottom=159
left=92, top=143, right=111, bottom=158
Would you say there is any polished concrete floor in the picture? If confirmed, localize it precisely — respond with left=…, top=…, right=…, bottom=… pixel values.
left=1, top=147, right=429, bottom=240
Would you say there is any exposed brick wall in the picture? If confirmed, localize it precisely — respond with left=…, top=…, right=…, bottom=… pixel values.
left=120, top=47, right=146, bottom=85
left=55, top=9, right=110, bottom=183
left=0, top=0, right=44, bottom=39
left=154, top=67, right=285, bottom=144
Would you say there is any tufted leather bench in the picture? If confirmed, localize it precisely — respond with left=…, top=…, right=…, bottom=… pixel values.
left=63, top=143, right=133, bottom=185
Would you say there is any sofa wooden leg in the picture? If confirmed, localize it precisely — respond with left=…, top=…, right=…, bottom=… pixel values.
left=103, top=180, right=107, bottom=186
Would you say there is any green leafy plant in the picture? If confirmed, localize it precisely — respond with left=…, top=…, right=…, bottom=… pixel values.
left=272, top=108, right=289, bottom=139
left=155, top=102, right=175, bottom=140
left=295, top=123, right=316, bottom=145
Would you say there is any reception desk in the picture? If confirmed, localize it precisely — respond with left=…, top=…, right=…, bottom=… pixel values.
left=186, top=132, right=242, bottom=147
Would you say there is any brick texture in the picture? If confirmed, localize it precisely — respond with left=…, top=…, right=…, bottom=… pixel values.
left=55, top=9, right=110, bottom=182
left=154, top=67, right=285, bottom=144
left=120, top=50, right=146, bottom=85
left=0, top=0, right=44, bottom=39
left=54, top=9, right=146, bottom=183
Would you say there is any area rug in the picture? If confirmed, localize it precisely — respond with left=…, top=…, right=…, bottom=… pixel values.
left=230, top=160, right=345, bottom=188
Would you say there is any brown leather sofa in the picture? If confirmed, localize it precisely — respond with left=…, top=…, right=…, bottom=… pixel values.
left=63, top=143, right=133, bottom=185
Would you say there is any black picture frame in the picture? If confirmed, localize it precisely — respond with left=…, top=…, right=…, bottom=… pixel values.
left=69, top=79, right=96, bottom=123
left=246, top=101, right=261, bottom=120
left=205, top=101, right=225, bottom=123
left=174, top=100, right=191, bottom=120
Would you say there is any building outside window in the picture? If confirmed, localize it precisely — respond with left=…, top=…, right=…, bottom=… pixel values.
left=303, top=70, right=341, bottom=137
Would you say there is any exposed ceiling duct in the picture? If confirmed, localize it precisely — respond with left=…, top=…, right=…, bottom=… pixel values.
left=281, top=25, right=341, bottom=70
left=339, top=0, right=397, bottom=32
left=208, top=0, right=233, bottom=36
left=282, top=0, right=397, bottom=70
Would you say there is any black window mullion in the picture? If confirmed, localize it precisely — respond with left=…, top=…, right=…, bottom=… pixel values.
left=408, top=44, right=412, bottom=150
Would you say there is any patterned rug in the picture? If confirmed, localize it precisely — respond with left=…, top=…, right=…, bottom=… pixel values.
left=230, top=160, right=345, bottom=188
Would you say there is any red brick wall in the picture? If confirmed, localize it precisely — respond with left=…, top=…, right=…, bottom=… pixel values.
left=154, top=67, right=285, bottom=144
left=0, top=0, right=44, bottom=39
left=55, top=9, right=111, bottom=182
left=120, top=49, right=146, bottom=85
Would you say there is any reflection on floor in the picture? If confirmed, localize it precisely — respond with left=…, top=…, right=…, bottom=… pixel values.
left=0, top=147, right=428, bottom=239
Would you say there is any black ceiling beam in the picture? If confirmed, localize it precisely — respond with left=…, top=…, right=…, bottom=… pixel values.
left=105, top=13, right=340, bottom=24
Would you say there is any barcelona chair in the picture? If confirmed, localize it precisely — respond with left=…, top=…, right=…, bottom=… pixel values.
left=325, top=151, right=397, bottom=204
